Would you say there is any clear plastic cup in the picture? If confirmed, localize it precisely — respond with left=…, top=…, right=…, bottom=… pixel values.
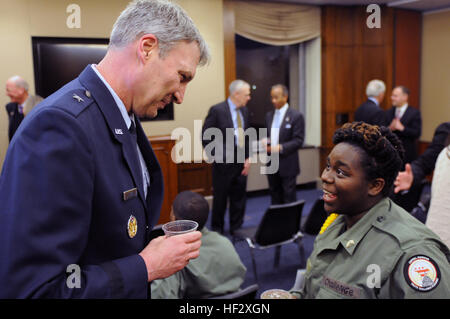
left=260, top=289, right=295, bottom=299
left=162, top=220, right=199, bottom=236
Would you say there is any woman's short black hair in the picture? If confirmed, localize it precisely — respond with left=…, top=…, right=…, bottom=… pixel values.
left=172, top=191, right=209, bottom=231
left=332, top=122, right=405, bottom=196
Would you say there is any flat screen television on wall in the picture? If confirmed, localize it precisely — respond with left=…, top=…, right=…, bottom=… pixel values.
left=32, top=36, right=173, bottom=121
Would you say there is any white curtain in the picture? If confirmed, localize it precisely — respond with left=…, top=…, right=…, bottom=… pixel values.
left=232, top=1, right=320, bottom=46
left=232, top=1, right=321, bottom=146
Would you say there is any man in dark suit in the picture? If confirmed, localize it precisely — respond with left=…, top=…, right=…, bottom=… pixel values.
left=265, top=84, right=304, bottom=204
left=0, top=0, right=208, bottom=298
left=202, top=79, right=251, bottom=235
left=394, top=122, right=450, bottom=193
left=354, top=79, right=388, bottom=127
left=387, top=86, right=422, bottom=164
left=5, top=76, right=42, bottom=142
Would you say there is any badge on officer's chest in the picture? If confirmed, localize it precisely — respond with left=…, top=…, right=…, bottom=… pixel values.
left=123, top=187, right=138, bottom=201
left=127, top=215, right=138, bottom=238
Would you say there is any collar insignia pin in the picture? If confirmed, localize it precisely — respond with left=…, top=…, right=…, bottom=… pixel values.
left=72, top=94, right=84, bottom=103
left=346, top=240, right=355, bottom=248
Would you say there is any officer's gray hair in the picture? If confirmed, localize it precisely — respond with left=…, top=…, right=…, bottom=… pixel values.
left=109, top=0, right=210, bottom=66
left=7, top=76, right=29, bottom=91
left=366, top=79, right=385, bottom=98
left=229, top=79, right=250, bottom=95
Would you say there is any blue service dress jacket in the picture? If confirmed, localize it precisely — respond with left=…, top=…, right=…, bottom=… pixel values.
left=0, top=66, right=163, bottom=298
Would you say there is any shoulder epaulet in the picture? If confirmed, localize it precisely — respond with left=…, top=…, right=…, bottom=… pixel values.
left=373, top=203, right=443, bottom=251
left=53, top=89, right=94, bottom=117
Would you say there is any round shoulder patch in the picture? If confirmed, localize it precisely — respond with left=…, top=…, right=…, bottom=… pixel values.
left=403, top=255, right=441, bottom=292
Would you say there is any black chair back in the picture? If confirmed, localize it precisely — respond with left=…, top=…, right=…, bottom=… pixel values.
left=254, top=200, right=305, bottom=246
left=302, top=198, right=327, bottom=235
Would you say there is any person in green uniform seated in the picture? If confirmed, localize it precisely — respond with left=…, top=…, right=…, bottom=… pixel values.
left=151, top=191, right=247, bottom=298
left=292, top=121, right=450, bottom=299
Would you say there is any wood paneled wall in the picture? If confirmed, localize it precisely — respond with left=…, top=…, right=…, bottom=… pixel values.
left=320, top=6, right=422, bottom=169
left=394, top=9, right=422, bottom=108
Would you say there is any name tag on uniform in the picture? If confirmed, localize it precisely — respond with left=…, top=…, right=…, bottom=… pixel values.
left=321, top=276, right=361, bottom=298
left=123, top=188, right=138, bottom=201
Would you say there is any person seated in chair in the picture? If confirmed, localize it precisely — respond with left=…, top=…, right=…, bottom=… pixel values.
left=151, top=191, right=246, bottom=299
left=291, top=122, right=450, bottom=299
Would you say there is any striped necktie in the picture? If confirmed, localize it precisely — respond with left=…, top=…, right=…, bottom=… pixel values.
left=236, top=110, right=244, bottom=148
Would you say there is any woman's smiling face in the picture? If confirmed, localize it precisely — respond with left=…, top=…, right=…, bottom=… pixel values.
left=321, top=142, right=372, bottom=216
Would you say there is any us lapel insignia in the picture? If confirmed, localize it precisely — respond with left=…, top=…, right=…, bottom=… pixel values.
left=127, top=215, right=138, bottom=238
left=285, top=116, right=290, bottom=122
left=115, top=128, right=123, bottom=135
left=72, top=94, right=84, bottom=103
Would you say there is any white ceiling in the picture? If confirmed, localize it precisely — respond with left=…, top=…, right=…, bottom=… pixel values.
left=254, top=0, right=450, bottom=12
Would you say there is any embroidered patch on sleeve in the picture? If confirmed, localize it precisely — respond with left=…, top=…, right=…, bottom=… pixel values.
left=403, top=255, right=441, bottom=292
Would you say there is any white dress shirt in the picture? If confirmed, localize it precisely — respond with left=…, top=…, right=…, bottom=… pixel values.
left=270, top=103, right=289, bottom=146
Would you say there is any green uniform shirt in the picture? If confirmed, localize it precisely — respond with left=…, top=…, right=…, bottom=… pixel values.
left=151, top=227, right=246, bottom=299
left=294, top=198, right=450, bottom=298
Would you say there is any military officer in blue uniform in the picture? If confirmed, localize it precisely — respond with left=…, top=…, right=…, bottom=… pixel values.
left=0, top=0, right=210, bottom=298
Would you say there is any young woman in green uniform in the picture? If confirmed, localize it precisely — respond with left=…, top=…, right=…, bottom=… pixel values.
left=294, top=122, right=450, bottom=299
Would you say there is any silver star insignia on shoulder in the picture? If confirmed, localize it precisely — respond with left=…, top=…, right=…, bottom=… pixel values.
left=72, top=94, right=84, bottom=103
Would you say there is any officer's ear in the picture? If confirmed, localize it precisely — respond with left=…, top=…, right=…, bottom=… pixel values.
left=137, top=34, right=158, bottom=64
left=368, top=178, right=385, bottom=197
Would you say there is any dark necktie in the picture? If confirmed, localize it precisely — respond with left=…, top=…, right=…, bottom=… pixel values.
left=129, top=120, right=150, bottom=199
left=129, top=120, right=137, bottom=143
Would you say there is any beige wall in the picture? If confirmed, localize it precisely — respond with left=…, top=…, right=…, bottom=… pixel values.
left=420, top=9, right=450, bottom=141
left=0, top=0, right=224, bottom=168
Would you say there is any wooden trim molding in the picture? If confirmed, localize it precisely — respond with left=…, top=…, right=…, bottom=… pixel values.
left=223, top=0, right=236, bottom=97
left=149, top=135, right=178, bottom=225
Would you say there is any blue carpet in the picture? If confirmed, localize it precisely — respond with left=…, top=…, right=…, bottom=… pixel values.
left=205, top=187, right=323, bottom=298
